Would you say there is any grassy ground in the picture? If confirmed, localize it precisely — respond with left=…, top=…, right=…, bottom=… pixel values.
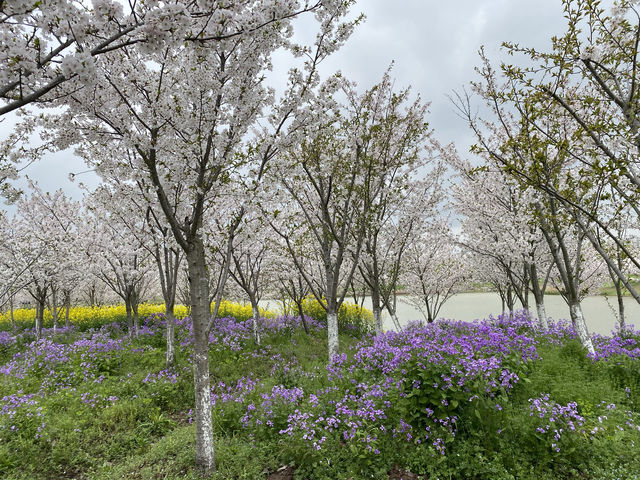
left=0, top=313, right=639, bottom=479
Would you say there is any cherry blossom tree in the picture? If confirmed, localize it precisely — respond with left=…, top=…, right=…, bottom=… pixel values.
left=346, top=71, right=443, bottom=333
left=461, top=1, right=640, bottom=314
left=403, top=221, right=468, bottom=323
left=89, top=165, right=184, bottom=366
left=145, top=202, right=182, bottom=367
left=269, top=223, right=314, bottom=334
left=31, top=185, right=81, bottom=333
left=84, top=188, right=152, bottom=337
left=37, top=1, right=356, bottom=472
left=226, top=213, right=278, bottom=345
left=2, top=0, right=330, bottom=115
left=0, top=215, right=42, bottom=330
left=454, top=60, right=607, bottom=353
left=0, top=213, right=34, bottom=317
left=450, top=156, right=554, bottom=327
left=270, top=90, right=372, bottom=359
left=5, top=184, right=79, bottom=337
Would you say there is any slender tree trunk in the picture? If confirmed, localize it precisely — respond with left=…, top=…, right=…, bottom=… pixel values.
left=617, top=295, right=626, bottom=329
left=295, top=300, right=309, bottom=334
left=529, top=263, right=548, bottom=329
left=391, top=312, right=401, bottom=330
left=155, top=244, right=181, bottom=368
left=539, top=205, right=594, bottom=353
left=51, top=288, right=59, bottom=335
left=522, top=264, right=530, bottom=310
left=9, top=295, right=15, bottom=332
left=34, top=301, right=40, bottom=338
left=371, top=288, right=383, bottom=334
left=88, top=286, right=97, bottom=308
left=250, top=298, right=261, bottom=345
left=64, top=293, right=71, bottom=327
left=424, top=297, right=434, bottom=323
left=385, top=302, right=402, bottom=331
left=125, top=299, right=134, bottom=337
left=35, top=297, right=44, bottom=339
left=568, top=302, right=595, bottom=355
left=187, top=238, right=215, bottom=474
left=506, top=286, right=515, bottom=315
left=614, top=280, right=625, bottom=329
left=327, top=308, right=339, bottom=360
left=132, top=300, right=140, bottom=338
left=166, top=303, right=176, bottom=368
left=521, top=286, right=529, bottom=310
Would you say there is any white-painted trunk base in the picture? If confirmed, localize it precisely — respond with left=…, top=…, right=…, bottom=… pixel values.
left=536, top=303, right=548, bottom=330
left=251, top=305, right=261, bottom=345
left=327, top=312, right=339, bottom=360
left=193, top=351, right=215, bottom=472
left=569, top=303, right=595, bottom=355
left=166, top=312, right=175, bottom=367
left=373, top=309, right=383, bottom=334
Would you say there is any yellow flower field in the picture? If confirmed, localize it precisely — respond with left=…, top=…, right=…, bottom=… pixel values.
left=0, top=297, right=372, bottom=331
left=0, top=300, right=276, bottom=329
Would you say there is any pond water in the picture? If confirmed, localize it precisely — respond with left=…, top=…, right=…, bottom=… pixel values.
left=379, top=293, right=640, bottom=336
left=263, top=293, right=640, bottom=336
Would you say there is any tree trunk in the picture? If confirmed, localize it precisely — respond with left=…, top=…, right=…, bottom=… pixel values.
left=132, top=301, right=140, bottom=338
left=327, top=309, right=339, bottom=360
left=371, top=288, right=383, bottom=334
left=373, top=308, right=383, bottom=333
left=425, top=299, right=435, bottom=323
left=568, top=302, right=595, bottom=355
left=392, top=312, right=402, bottom=330
left=250, top=299, right=261, bottom=345
left=535, top=302, right=548, bottom=330
left=386, top=304, right=402, bottom=331
left=506, top=286, right=515, bottom=315
left=166, top=303, right=176, bottom=368
left=9, top=295, right=15, bottom=332
left=88, top=286, right=97, bottom=308
left=529, top=263, right=548, bottom=329
left=614, top=280, right=626, bottom=329
left=51, top=288, right=59, bottom=335
left=64, top=294, right=71, bottom=327
left=187, top=238, right=215, bottom=474
left=35, top=297, right=44, bottom=339
left=125, top=299, right=134, bottom=337
left=522, top=287, right=530, bottom=311
left=295, top=300, right=309, bottom=334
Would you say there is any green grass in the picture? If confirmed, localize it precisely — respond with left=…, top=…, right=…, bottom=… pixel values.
left=1, top=320, right=639, bottom=479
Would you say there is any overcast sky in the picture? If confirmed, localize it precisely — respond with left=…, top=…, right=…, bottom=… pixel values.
left=0, top=0, right=616, bottom=209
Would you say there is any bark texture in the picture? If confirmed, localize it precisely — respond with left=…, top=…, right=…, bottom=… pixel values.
left=187, top=240, right=215, bottom=474
left=535, top=302, right=548, bottom=330
left=327, top=311, right=339, bottom=360
left=166, top=306, right=176, bottom=367
left=373, top=308, right=383, bottom=334
left=251, top=300, right=261, bottom=345
left=569, top=302, right=595, bottom=355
